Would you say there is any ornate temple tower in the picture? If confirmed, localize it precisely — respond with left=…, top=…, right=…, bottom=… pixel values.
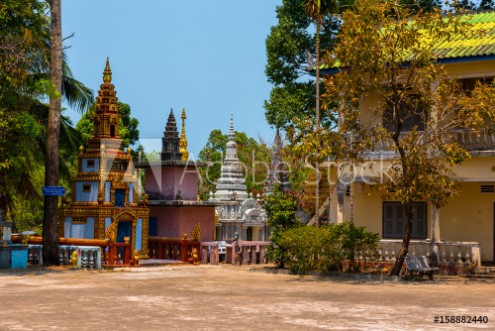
left=58, top=58, right=150, bottom=258
left=210, top=115, right=267, bottom=241
left=214, top=115, right=248, bottom=201
left=161, top=109, right=182, bottom=161
left=136, top=108, right=217, bottom=242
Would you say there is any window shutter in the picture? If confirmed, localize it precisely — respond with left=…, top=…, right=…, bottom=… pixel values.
left=383, top=203, right=395, bottom=237
left=413, top=203, right=426, bottom=239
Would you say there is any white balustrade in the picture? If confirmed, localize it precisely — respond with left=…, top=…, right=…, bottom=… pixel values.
left=27, top=244, right=102, bottom=269
left=376, top=240, right=480, bottom=268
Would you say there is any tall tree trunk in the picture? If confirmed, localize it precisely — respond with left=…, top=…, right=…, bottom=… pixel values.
left=391, top=203, right=413, bottom=275
left=43, top=0, right=62, bottom=265
left=315, top=16, right=321, bottom=227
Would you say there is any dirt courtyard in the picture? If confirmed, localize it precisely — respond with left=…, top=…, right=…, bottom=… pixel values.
left=0, top=264, right=494, bottom=330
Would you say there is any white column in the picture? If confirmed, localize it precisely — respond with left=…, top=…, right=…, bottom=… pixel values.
left=328, top=184, right=339, bottom=223
left=429, top=203, right=441, bottom=264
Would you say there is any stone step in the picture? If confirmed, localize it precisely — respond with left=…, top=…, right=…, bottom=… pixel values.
left=464, top=273, right=495, bottom=279
left=477, top=266, right=495, bottom=274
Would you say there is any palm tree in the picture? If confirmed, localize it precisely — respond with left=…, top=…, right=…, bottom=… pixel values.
left=43, top=0, right=63, bottom=265
left=0, top=0, right=91, bottom=236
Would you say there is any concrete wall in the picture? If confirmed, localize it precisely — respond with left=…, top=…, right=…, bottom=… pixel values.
left=153, top=207, right=179, bottom=238
left=351, top=183, right=383, bottom=235
left=444, top=59, right=495, bottom=79
left=350, top=182, right=494, bottom=262
left=441, top=182, right=493, bottom=262
left=150, top=206, right=215, bottom=242
left=64, top=217, right=95, bottom=239
left=357, top=59, right=495, bottom=127
left=144, top=165, right=198, bottom=200
left=81, top=158, right=99, bottom=172
left=75, top=181, right=98, bottom=202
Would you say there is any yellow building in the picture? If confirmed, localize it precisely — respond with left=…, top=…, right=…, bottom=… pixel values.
left=320, top=12, right=495, bottom=264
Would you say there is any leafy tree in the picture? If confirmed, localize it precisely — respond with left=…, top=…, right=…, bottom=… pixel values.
left=76, top=102, right=140, bottom=149
left=197, top=130, right=272, bottom=200
left=0, top=1, right=91, bottom=239
left=266, top=0, right=448, bottom=225
left=317, top=0, right=495, bottom=275
left=0, top=0, right=47, bottom=226
left=264, top=186, right=302, bottom=268
left=455, top=0, right=495, bottom=11
left=264, top=0, right=342, bottom=132
left=304, top=0, right=339, bottom=226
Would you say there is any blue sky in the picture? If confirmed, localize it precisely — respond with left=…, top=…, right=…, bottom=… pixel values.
left=62, top=0, right=281, bottom=158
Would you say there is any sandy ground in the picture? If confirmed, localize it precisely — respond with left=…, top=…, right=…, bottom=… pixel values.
left=0, top=264, right=494, bottom=331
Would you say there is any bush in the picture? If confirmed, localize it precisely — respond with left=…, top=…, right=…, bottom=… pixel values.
left=278, top=226, right=327, bottom=274
left=264, top=188, right=303, bottom=268
left=277, top=221, right=380, bottom=274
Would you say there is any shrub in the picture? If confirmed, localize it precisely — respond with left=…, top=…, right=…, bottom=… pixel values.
left=277, top=221, right=380, bottom=274
left=264, top=188, right=303, bottom=268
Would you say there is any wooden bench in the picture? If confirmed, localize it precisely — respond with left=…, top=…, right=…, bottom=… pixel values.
left=403, top=255, right=439, bottom=280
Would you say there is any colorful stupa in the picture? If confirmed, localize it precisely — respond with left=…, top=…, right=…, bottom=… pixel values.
left=58, top=58, right=150, bottom=258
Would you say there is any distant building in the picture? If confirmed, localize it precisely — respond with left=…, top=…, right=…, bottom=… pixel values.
left=319, top=12, right=495, bottom=263
left=136, top=108, right=217, bottom=242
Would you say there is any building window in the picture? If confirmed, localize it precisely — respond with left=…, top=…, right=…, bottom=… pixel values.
left=460, top=77, right=494, bottom=95
left=82, top=184, right=92, bottom=193
left=72, top=217, right=87, bottom=224
left=383, top=95, right=427, bottom=132
left=87, top=159, right=95, bottom=168
left=149, top=217, right=158, bottom=237
left=110, top=125, right=115, bottom=137
left=382, top=202, right=427, bottom=239
left=115, top=189, right=125, bottom=207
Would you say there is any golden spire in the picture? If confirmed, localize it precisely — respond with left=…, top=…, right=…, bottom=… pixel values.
left=103, top=57, right=112, bottom=83
left=179, top=108, right=189, bottom=160
left=88, top=58, right=121, bottom=151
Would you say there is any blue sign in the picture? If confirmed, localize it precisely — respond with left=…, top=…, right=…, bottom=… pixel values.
left=42, top=186, right=66, bottom=196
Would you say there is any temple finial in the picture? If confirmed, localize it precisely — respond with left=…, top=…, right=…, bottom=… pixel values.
left=179, top=108, right=189, bottom=160
left=103, top=57, right=112, bottom=83
left=228, top=114, right=235, bottom=141
left=90, top=57, right=120, bottom=145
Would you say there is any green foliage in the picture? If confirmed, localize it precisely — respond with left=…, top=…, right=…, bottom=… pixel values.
left=76, top=102, right=140, bottom=149
left=279, top=226, right=327, bottom=274
left=278, top=221, right=380, bottom=274
left=197, top=129, right=271, bottom=200
left=117, top=103, right=140, bottom=148
left=328, top=221, right=380, bottom=271
left=264, top=187, right=302, bottom=267
left=455, top=0, right=495, bottom=11
left=264, top=0, right=341, bottom=131
left=320, top=0, right=495, bottom=208
left=0, top=0, right=47, bottom=93
left=312, top=0, right=495, bottom=274
left=0, top=1, right=90, bottom=230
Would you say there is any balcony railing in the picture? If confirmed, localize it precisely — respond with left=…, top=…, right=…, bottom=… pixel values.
left=362, top=129, right=495, bottom=154
left=451, top=129, right=495, bottom=151
left=148, top=237, right=200, bottom=263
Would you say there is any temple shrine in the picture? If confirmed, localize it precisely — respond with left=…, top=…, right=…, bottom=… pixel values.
left=209, top=116, right=268, bottom=241
left=137, top=108, right=217, bottom=242
left=58, top=59, right=150, bottom=258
